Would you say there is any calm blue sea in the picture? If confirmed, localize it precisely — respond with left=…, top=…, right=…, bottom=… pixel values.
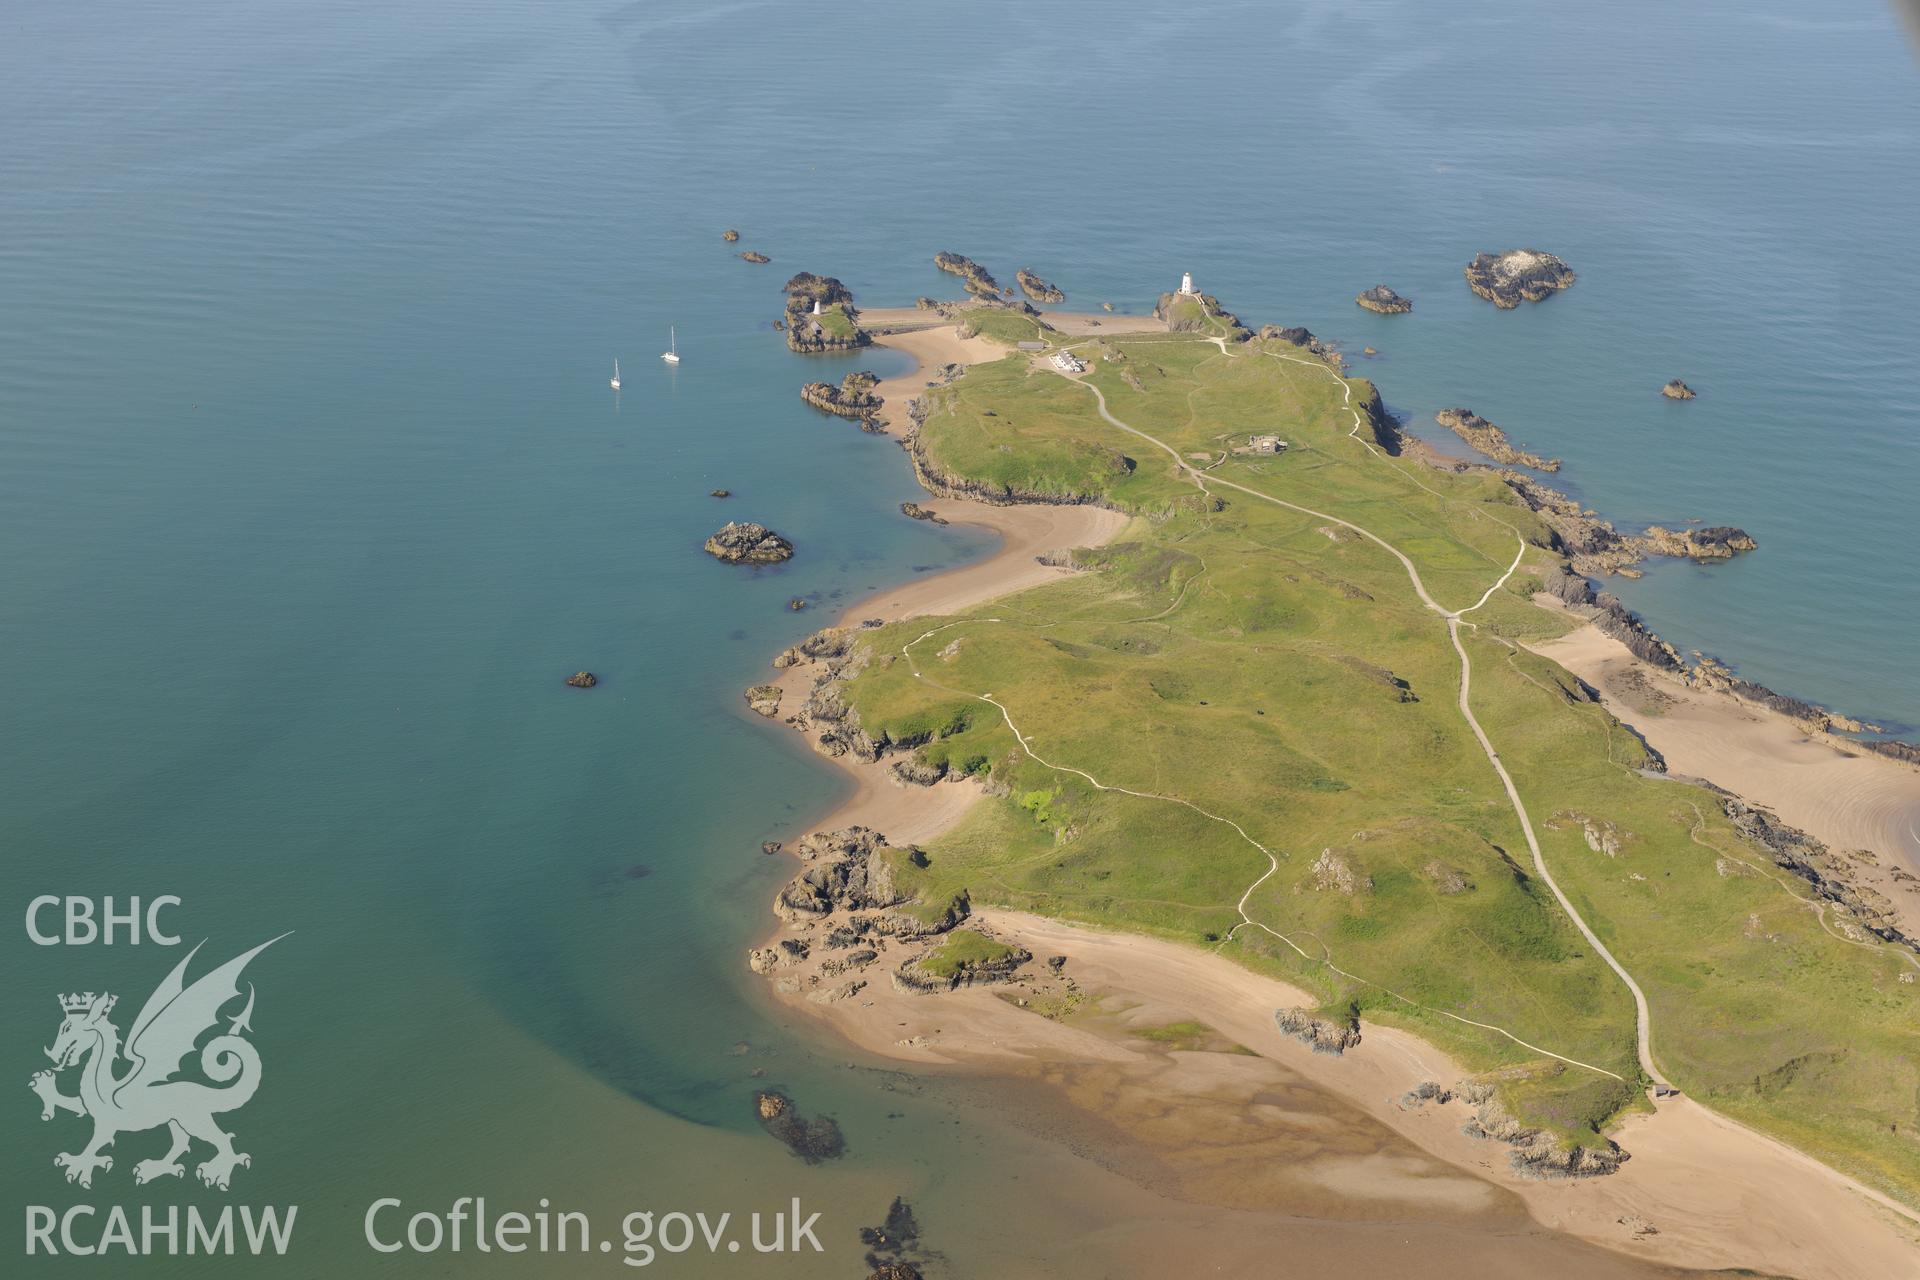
left=2, top=0, right=1915, bottom=1274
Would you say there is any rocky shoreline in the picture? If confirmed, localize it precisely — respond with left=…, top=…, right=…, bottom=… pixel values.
left=742, top=300, right=1920, bottom=1234
left=1370, top=382, right=1911, bottom=756
left=1435, top=407, right=1562, bottom=472
left=901, top=391, right=1125, bottom=511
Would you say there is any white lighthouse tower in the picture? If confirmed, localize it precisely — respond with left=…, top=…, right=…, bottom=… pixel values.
left=1179, top=271, right=1195, bottom=296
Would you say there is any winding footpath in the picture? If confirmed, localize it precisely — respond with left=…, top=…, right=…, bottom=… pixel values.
left=900, top=617, right=1628, bottom=1081
left=1047, top=350, right=1669, bottom=1093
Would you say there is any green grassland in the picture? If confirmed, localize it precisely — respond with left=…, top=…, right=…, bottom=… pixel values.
left=814, top=302, right=859, bottom=339
left=912, top=928, right=1023, bottom=980
left=835, top=326, right=1920, bottom=1199
left=958, top=306, right=1053, bottom=347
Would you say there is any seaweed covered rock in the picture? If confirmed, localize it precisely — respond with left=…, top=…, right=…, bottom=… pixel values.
left=739, top=250, right=770, bottom=263
left=1464, top=249, right=1576, bottom=307
left=704, top=521, right=795, bottom=564
left=1355, top=284, right=1412, bottom=314
left=753, top=1090, right=845, bottom=1163
left=564, top=671, right=598, bottom=689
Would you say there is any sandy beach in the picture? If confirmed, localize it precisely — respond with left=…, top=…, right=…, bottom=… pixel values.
left=756, top=314, right=1920, bottom=1279
left=1533, top=620, right=1920, bottom=939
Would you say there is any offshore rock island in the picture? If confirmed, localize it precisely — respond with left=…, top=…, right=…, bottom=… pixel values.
left=800, top=370, right=884, bottom=428
left=781, top=272, right=871, bottom=353
left=1465, top=249, right=1577, bottom=307
left=704, top=521, right=793, bottom=564
left=1355, top=284, right=1413, bottom=314
left=749, top=273, right=1920, bottom=1270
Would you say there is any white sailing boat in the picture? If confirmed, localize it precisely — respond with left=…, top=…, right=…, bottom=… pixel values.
left=610, top=358, right=621, bottom=390
left=661, top=327, right=680, bottom=364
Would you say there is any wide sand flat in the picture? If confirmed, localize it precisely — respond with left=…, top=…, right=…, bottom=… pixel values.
left=784, top=907, right=1920, bottom=1279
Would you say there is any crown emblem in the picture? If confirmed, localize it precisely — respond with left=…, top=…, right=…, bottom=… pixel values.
left=59, top=992, right=114, bottom=1015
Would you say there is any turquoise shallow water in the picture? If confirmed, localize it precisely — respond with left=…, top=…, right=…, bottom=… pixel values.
left=2, top=0, right=1917, bottom=1274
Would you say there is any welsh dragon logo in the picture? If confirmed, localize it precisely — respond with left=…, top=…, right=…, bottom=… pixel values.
left=29, top=937, right=284, bottom=1191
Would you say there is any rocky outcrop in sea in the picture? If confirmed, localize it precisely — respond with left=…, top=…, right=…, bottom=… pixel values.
left=1355, top=284, right=1412, bottom=314
left=1661, top=379, right=1697, bottom=400
left=933, top=251, right=1002, bottom=299
left=1464, top=249, right=1576, bottom=308
left=753, top=1090, right=845, bottom=1164
left=564, top=671, right=598, bottom=689
left=800, top=370, right=883, bottom=426
left=739, top=250, right=770, bottom=263
left=1435, top=408, right=1561, bottom=472
left=1016, top=267, right=1064, bottom=304
left=900, top=501, right=947, bottom=524
left=704, top=521, right=795, bottom=564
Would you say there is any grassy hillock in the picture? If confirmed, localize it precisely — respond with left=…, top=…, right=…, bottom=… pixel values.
left=839, top=328, right=1920, bottom=1197
left=957, top=306, right=1052, bottom=347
